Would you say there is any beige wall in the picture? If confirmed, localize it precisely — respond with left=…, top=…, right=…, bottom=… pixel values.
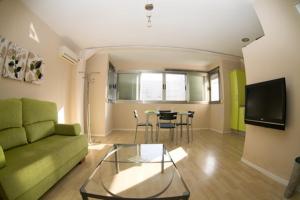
left=111, top=57, right=211, bottom=72
left=0, top=0, right=76, bottom=123
left=113, top=103, right=210, bottom=130
left=242, top=0, right=300, bottom=181
left=208, top=60, right=243, bottom=133
left=86, top=53, right=113, bottom=136
left=105, top=102, right=114, bottom=134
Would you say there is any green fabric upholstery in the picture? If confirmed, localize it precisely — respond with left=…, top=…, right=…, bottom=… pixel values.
left=0, top=135, right=88, bottom=200
left=0, top=99, right=22, bottom=131
left=22, top=98, right=57, bottom=125
left=25, top=121, right=55, bottom=143
left=0, top=146, right=5, bottom=169
left=55, top=123, right=81, bottom=136
left=0, top=128, right=28, bottom=150
left=0, top=98, right=87, bottom=200
left=15, top=149, right=87, bottom=200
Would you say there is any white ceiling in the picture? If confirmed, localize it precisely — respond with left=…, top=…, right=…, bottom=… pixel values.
left=21, top=0, right=264, bottom=57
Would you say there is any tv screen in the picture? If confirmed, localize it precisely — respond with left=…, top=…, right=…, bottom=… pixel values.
left=245, top=78, right=286, bottom=130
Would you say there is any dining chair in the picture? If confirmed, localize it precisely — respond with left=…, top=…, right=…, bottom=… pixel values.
left=176, top=111, right=195, bottom=143
left=156, top=112, right=177, bottom=143
left=158, top=110, right=171, bottom=113
left=133, top=110, right=153, bottom=143
left=188, top=111, right=195, bottom=142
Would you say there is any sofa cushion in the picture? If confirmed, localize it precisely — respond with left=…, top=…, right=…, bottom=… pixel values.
left=22, top=98, right=57, bottom=125
left=25, top=121, right=55, bottom=143
left=55, top=123, right=81, bottom=136
left=0, top=128, right=28, bottom=150
left=0, top=99, right=22, bottom=131
left=0, top=135, right=88, bottom=200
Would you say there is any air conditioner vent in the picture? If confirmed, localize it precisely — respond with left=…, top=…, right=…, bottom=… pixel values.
left=59, top=46, right=79, bottom=65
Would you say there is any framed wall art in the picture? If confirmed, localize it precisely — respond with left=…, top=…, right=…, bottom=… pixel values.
left=0, top=36, right=10, bottom=75
left=25, top=51, right=44, bottom=84
left=2, top=42, right=28, bottom=81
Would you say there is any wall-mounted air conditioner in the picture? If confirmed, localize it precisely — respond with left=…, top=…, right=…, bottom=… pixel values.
left=59, top=46, right=79, bottom=65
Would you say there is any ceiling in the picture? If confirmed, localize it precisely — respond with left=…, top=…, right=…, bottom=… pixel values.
left=21, top=0, right=264, bottom=57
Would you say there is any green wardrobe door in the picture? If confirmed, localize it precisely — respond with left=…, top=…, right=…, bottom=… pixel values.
left=237, top=70, right=246, bottom=105
left=230, top=70, right=246, bottom=132
left=238, top=107, right=246, bottom=132
left=230, top=71, right=239, bottom=130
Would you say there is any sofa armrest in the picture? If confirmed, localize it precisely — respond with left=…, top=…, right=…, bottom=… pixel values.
left=0, top=145, right=6, bottom=169
left=55, top=124, right=81, bottom=136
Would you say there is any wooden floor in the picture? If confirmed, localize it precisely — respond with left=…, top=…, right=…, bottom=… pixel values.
left=42, top=130, right=300, bottom=200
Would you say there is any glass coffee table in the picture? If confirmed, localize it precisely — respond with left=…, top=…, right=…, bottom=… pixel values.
left=80, top=144, right=190, bottom=200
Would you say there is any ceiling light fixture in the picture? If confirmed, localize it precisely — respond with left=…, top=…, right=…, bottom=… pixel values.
left=241, top=38, right=250, bottom=42
left=145, top=1, right=154, bottom=28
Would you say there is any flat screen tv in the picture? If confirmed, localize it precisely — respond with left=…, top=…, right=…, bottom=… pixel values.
left=245, top=78, right=286, bottom=130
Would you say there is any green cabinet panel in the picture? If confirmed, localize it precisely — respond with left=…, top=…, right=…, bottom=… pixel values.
left=230, top=71, right=239, bottom=130
left=237, top=70, right=246, bottom=105
left=230, top=70, right=246, bottom=132
left=238, top=107, right=246, bottom=132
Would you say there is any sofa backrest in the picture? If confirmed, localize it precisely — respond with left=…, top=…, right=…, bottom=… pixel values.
left=0, top=99, right=28, bottom=150
left=22, top=98, right=57, bottom=143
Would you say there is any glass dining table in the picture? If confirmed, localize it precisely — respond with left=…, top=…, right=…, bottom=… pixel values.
left=144, top=110, right=190, bottom=143
left=80, top=144, right=190, bottom=200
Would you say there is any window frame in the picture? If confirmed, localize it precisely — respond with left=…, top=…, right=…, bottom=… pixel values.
left=116, top=70, right=211, bottom=104
left=208, top=67, right=221, bottom=104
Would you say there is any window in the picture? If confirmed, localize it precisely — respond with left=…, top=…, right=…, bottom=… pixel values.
left=116, top=70, right=212, bottom=103
left=188, top=72, right=208, bottom=101
left=140, top=73, right=163, bottom=101
left=117, top=73, right=139, bottom=100
left=209, top=68, right=221, bottom=103
left=165, top=73, right=186, bottom=101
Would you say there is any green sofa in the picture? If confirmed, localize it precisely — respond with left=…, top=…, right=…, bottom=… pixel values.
left=0, top=98, right=88, bottom=200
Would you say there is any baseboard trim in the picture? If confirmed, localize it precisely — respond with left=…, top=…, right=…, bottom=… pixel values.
left=223, top=130, right=233, bottom=134
left=241, top=157, right=289, bottom=186
left=91, top=131, right=111, bottom=137
left=208, top=128, right=224, bottom=134
left=112, top=128, right=209, bottom=132
left=94, top=128, right=231, bottom=135
left=105, top=129, right=113, bottom=135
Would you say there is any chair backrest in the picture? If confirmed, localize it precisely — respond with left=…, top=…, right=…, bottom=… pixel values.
left=159, top=112, right=177, bottom=121
left=188, top=111, right=195, bottom=118
left=159, top=110, right=171, bottom=113
left=133, top=110, right=139, bottom=119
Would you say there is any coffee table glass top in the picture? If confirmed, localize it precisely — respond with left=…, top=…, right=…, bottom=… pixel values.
left=80, top=144, right=190, bottom=200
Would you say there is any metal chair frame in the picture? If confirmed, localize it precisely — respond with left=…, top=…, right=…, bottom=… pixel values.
left=133, top=110, right=153, bottom=143
left=176, top=111, right=195, bottom=143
